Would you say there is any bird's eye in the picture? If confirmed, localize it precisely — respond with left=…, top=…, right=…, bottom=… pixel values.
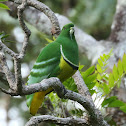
left=70, top=27, right=74, bottom=35
left=63, top=27, right=66, bottom=30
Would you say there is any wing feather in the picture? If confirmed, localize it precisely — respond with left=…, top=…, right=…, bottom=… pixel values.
left=27, top=42, right=61, bottom=85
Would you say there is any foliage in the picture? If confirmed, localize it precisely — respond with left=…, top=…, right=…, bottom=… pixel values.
left=81, top=49, right=126, bottom=114
left=0, top=0, right=10, bottom=10
left=99, top=53, right=126, bottom=113
left=96, top=49, right=113, bottom=95
left=63, top=77, right=78, bottom=93
left=0, top=32, right=11, bottom=43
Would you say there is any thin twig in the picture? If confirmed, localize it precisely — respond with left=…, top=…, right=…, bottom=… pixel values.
left=9, top=0, right=60, bottom=37
left=17, top=0, right=31, bottom=59
left=27, top=0, right=60, bottom=37
left=0, top=52, right=16, bottom=90
left=0, top=39, right=17, bottom=57
left=0, top=87, right=18, bottom=96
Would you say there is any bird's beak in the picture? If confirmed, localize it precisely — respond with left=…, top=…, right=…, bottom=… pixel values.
left=70, top=27, right=75, bottom=34
left=70, top=27, right=75, bottom=36
left=70, top=27, right=74, bottom=40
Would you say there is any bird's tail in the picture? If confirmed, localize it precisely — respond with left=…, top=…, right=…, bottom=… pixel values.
left=30, top=91, right=45, bottom=115
left=30, top=88, right=53, bottom=116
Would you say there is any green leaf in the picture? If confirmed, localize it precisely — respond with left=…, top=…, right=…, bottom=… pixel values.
left=53, top=36, right=56, bottom=41
left=102, top=96, right=117, bottom=107
left=103, top=53, right=111, bottom=60
left=104, top=115, right=113, bottom=122
left=0, top=0, right=8, bottom=1
left=0, top=32, right=3, bottom=35
left=104, top=115, right=116, bottom=125
left=106, top=54, right=110, bottom=60
left=4, top=40, right=16, bottom=43
left=122, top=53, right=126, bottom=72
left=108, top=100, right=125, bottom=107
left=1, top=34, right=10, bottom=39
left=108, top=48, right=113, bottom=56
left=120, top=105, right=126, bottom=113
left=79, top=64, right=84, bottom=71
left=0, top=32, right=5, bottom=38
left=89, top=90, right=96, bottom=95
left=63, top=77, right=78, bottom=92
left=102, top=83, right=109, bottom=94
left=97, top=73, right=102, bottom=80
left=117, top=79, right=121, bottom=88
left=95, top=81, right=100, bottom=87
left=45, top=37, right=53, bottom=43
left=102, top=73, right=108, bottom=80
left=103, top=54, right=107, bottom=60
left=82, top=66, right=95, bottom=79
left=104, top=62, right=108, bottom=66
left=97, top=64, right=102, bottom=73
left=113, top=64, right=119, bottom=81
left=87, top=82, right=96, bottom=89
left=117, top=59, right=123, bottom=76
left=100, top=55, right=105, bottom=62
left=98, top=58, right=103, bottom=67
left=108, top=73, right=114, bottom=88
left=26, top=94, right=34, bottom=107
left=84, top=73, right=97, bottom=84
left=0, top=3, right=10, bottom=10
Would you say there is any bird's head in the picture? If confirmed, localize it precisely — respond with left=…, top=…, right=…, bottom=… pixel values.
left=60, top=23, right=75, bottom=40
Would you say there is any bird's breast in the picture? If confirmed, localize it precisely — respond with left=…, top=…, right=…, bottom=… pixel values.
left=58, top=56, right=77, bottom=82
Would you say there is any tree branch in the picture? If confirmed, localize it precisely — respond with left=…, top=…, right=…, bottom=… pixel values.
left=72, top=70, right=93, bottom=103
left=13, top=57, right=22, bottom=93
left=22, top=77, right=63, bottom=95
left=0, top=76, right=108, bottom=125
left=0, top=0, right=31, bottom=93
left=25, top=115, right=89, bottom=126
left=13, top=0, right=31, bottom=93
left=17, top=0, right=31, bottom=59
left=23, top=77, right=108, bottom=126
left=109, top=0, right=126, bottom=42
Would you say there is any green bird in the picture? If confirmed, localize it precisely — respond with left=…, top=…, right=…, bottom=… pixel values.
left=26, top=23, right=79, bottom=115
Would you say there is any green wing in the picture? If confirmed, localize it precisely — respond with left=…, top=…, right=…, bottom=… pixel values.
left=26, top=41, right=61, bottom=114
left=27, top=41, right=61, bottom=85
